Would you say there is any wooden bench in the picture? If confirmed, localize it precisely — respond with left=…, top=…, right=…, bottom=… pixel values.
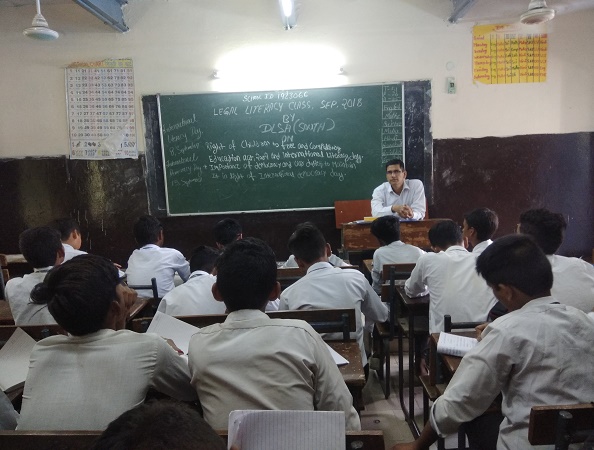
left=0, top=429, right=385, bottom=450
left=131, top=308, right=357, bottom=340
left=528, top=403, right=594, bottom=448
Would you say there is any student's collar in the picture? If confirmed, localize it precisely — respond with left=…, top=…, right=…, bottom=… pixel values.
left=306, top=261, right=333, bottom=274
left=33, top=266, right=53, bottom=274
left=140, top=244, right=160, bottom=250
left=189, top=270, right=210, bottom=279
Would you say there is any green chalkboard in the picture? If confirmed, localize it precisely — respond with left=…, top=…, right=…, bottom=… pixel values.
left=158, top=84, right=405, bottom=215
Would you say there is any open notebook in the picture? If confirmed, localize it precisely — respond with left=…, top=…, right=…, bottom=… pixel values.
left=228, top=410, right=345, bottom=450
left=437, top=332, right=478, bottom=357
left=0, top=327, right=36, bottom=393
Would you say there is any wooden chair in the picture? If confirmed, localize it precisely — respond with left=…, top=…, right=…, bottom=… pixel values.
left=373, top=263, right=416, bottom=399
left=0, top=429, right=385, bottom=450
left=132, top=308, right=357, bottom=340
left=128, top=277, right=159, bottom=312
left=528, top=403, right=594, bottom=449
left=334, top=199, right=372, bottom=229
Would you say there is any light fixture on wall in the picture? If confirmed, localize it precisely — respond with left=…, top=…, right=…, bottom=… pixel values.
left=23, top=0, right=59, bottom=40
left=279, top=0, right=297, bottom=30
left=520, top=0, right=555, bottom=24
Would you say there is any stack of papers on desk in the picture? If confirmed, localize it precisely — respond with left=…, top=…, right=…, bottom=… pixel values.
left=228, top=410, right=345, bottom=450
left=437, top=332, right=478, bottom=357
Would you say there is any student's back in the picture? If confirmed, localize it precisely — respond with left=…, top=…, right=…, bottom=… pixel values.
left=548, top=254, right=594, bottom=312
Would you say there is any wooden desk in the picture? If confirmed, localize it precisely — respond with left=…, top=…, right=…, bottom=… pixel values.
left=126, top=298, right=151, bottom=322
left=0, top=300, right=14, bottom=325
left=395, top=285, right=430, bottom=438
left=341, top=219, right=442, bottom=258
left=328, top=340, right=366, bottom=413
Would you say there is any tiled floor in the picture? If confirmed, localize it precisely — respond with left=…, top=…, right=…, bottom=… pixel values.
left=360, top=354, right=460, bottom=450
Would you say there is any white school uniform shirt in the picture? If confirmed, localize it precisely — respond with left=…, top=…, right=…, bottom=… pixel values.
left=126, top=244, right=190, bottom=297
left=61, top=243, right=87, bottom=263
left=5, top=268, right=57, bottom=326
left=371, top=240, right=425, bottom=293
left=371, top=179, right=426, bottom=220
left=187, top=309, right=360, bottom=431
left=430, top=297, right=594, bottom=449
left=279, top=261, right=388, bottom=366
left=405, top=245, right=497, bottom=333
left=157, top=270, right=225, bottom=316
left=470, top=239, right=492, bottom=255
left=18, top=329, right=197, bottom=430
left=548, top=254, right=594, bottom=313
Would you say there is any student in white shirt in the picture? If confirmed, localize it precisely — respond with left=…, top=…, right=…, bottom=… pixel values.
left=462, top=207, right=498, bottom=255
left=187, top=238, right=360, bottom=431
left=518, top=208, right=594, bottom=313
left=393, top=235, right=594, bottom=450
left=48, top=217, right=87, bottom=262
left=5, top=227, right=63, bottom=326
left=369, top=215, right=425, bottom=293
left=405, top=220, right=497, bottom=333
left=126, top=215, right=190, bottom=297
left=279, top=222, right=388, bottom=367
left=213, top=218, right=242, bottom=249
left=157, top=246, right=225, bottom=316
left=18, top=255, right=196, bottom=430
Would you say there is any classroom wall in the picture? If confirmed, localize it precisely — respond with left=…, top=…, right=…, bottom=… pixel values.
left=0, top=0, right=593, bottom=263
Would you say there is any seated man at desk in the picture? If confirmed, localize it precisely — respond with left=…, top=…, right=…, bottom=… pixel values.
left=279, top=223, right=388, bottom=368
left=518, top=208, right=594, bottom=313
left=187, top=238, right=360, bottom=431
left=5, top=227, right=62, bottom=326
left=393, top=235, right=594, bottom=450
left=405, top=220, right=497, bottom=334
left=18, top=255, right=196, bottom=430
left=370, top=215, right=425, bottom=293
left=371, top=158, right=426, bottom=220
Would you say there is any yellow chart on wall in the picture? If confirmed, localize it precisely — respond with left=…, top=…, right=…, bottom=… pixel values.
left=473, top=24, right=547, bottom=84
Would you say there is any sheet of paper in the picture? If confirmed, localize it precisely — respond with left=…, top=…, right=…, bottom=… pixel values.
left=325, top=342, right=349, bottom=366
left=228, top=410, right=345, bottom=450
left=146, top=311, right=200, bottom=355
left=0, top=327, right=36, bottom=392
left=437, top=332, right=478, bottom=357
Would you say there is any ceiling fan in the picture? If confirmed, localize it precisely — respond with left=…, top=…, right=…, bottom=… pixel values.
left=23, top=0, right=59, bottom=40
left=520, top=0, right=556, bottom=24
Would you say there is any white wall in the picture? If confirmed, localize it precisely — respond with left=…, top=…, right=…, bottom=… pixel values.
left=1, top=0, right=593, bottom=158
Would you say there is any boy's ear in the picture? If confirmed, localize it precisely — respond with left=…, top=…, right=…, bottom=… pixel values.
left=267, top=281, right=281, bottom=301
left=294, top=257, right=306, bottom=269
left=55, top=246, right=65, bottom=265
left=211, top=282, right=225, bottom=302
left=325, top=243, right=332, bottom=257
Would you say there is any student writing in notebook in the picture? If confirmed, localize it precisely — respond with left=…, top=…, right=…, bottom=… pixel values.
left=18, top=255, right=196, bottom=430
left=187, top=238, right=360, bottom=431
left=393, top=235, right=594, bottom=450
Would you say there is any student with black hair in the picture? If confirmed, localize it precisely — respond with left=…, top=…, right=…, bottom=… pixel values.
left=5, top=227, right=63, bottom=325
left=279, top=223, right=388, bottom=368
left=212, top=218, right=243, bottom=249
left=519, top=208, right=594, bottom=312
left=126, top=215, right=190, bottom=297
left=370, top=215, right=425, bottom=293
left=405, top=220, right=496, bottom=333
left=48, top=217, right=87, bottom=262
left=462, top=207, right=499, bottom=254
left=157, top=246, right=225, bottom=316
left=93, top=400, right=226, bottom=450
left=187, top=238, right=360, bottom=431
left=17, top=254, right=196, bottom=430
left=394, top=234, right=594, bottom=450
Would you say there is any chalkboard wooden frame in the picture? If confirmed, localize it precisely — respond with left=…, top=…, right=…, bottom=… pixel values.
left=142, top=81, right=432, bottom=216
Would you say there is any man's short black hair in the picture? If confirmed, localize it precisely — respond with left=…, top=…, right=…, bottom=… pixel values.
left=464, top=208, right=499, bottom=241
left=476, top=234, right=553, bottom=297
left=370, top=215, right=401, bottom=244
left=519, top=208, right=567, bottom=254
left=428, top=220, right=462, bottom=249
left=215, top=237, right=277, bottom=312
left=189, top=246, right=220, bottom=273
left=19, top=227, right=63, bottom=268
left=92, top=400, right=226, bottom=450
left=30, top=254, right=120, bottom=336
left=287, top=222, right=327, bottom=264
left=385, top=159, right=405, bottom=171
left=213, top=218, right=242, bottom=247
left=133, top=215, right=162, bottom=247
left=48, top=218, right=81, bottom=242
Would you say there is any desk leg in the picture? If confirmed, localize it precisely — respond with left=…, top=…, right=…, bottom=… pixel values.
left=398, top=317, right=405, bottom=413
left=408, top=310, right=421, bottom=438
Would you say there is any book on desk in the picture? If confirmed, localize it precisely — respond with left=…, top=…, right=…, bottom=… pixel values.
left=437, top=332, right=478, bottom=357
left=0, top=327, right=36, bottom=393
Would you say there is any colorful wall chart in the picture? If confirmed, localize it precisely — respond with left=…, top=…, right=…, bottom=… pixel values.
left=66, top=58, right=138, bottom=159
left=473, top=24, right=547, bottom=84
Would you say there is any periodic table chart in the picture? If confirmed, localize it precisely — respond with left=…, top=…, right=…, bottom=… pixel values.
left=66, top=58, right=138, bottom=159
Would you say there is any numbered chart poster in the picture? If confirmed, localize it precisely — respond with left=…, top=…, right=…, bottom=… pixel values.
left=66, top=59, right=138, bottom=159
